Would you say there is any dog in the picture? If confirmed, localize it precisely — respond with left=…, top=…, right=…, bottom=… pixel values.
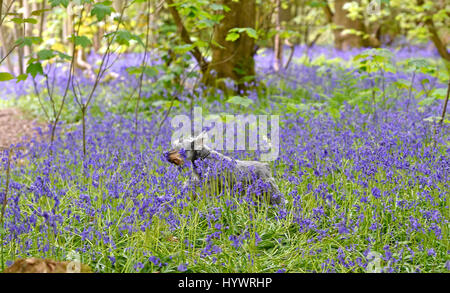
left=166, top=132, right=284, bottom=205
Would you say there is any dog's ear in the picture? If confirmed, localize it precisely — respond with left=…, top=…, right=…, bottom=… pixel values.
left=202, top=132, right=210, bottom=147
left=200, top=131, right=209, bottom=140
left=193, top=131, right=208, bottom=150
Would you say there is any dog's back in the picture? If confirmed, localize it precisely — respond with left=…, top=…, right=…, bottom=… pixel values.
left=167, top=132, right=284, bottom=205
left=194, top=156, right=283, bottom=205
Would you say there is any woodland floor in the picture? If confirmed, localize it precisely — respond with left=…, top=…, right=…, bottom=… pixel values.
left=0, top=107, right=43, bottom=149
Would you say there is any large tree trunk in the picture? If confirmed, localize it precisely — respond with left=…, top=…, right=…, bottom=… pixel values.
left=206, top=0, right=256, bottom=90
left=326, top=0, right=380, bottom=50
left=333, top=0, right=365, bottom=50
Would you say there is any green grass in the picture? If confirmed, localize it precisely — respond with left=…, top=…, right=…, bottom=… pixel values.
left=2, top=145, right=447, bottom=273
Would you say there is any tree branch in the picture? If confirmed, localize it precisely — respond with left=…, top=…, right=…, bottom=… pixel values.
left=417, top=0, right=450, bottom=62
left=322, top=0, right=334, bottom=24
left=165, top=0, right=209, bottom=73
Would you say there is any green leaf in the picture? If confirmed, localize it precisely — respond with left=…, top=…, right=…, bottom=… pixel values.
left=49, top=0, right=69, bottom=8
left=383, top=63, right=396, bottom=73
left=126, top=66, right=158, bottom=77
left=114, top=30, right=132, bottom=46
left=152, top=100, right=180, bottom=109
left=173, top=44, right=195, bottom=54
left=16, top=74, right=28, bottom=82
left=27, top=57, right=38, bottom=65
left=210, top=3, right=225, bottom=11
left=226, top=96, right=253, bottom=108
left=126, top=66, right=141, bottom=76
left=72, top=35, right=92, bottom=48
left=91, top=1, right=114, bottom=21
left=222, top=4, right=231, bottom=12
left=211, top=39, right=225, bottom=49
left=244, top=28, right=258, bottom=39
left=23, top=18, right=38, bottom=24
left=15, top=36, right=43, bottom=47
left=308, top=0, right=328, bottom=7
left=241, top=75, right=255, bottom=83
left=132, top=35, right=145, bottom=47
left=11, top=17, right=25, bottom=24
left=197, top=18, right=216, bottom=29
left=353, top=53, right=369, bottom=62
left=15, top=37, right=31, bottom=47
left=406, top=58, right=429, bottom=70
left=225, top=32, right=240, bottom=42
left=107, top=30, right=143, bottom=47
left=394, top=79, right=410, bottom=90
left=431, top=88, right=448, bottom=99
left=421, top=78, right=430, bottom=85
left=0, top=72, right=14, bottom=81
left=368, top=48, right=393, bottom=59
left=418, top=97, right=436, bottom=106
left=420, top=66, right=435, bottom=75
left=423, top=116, right=441, bottom=123
left=341, top=28, right=363, bottom=37
left=26, top=62, right=44, bottom=78
left=143, top=66, right=158, bottom=77
left=229, top=27, right=258, bottom=39
left=31, top=8, right=52, bottom=16
left=37, top=49, right=55, bottom=60
left=10, top=17, right=36, bottom=25
left=55, top=51, right=72, bottom=61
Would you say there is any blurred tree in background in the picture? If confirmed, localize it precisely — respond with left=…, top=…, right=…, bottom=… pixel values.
left=0, top=0, right=449, bottom=86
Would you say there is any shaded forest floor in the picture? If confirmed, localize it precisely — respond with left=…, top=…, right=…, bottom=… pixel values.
left=0, top=107, right=43, bottom=149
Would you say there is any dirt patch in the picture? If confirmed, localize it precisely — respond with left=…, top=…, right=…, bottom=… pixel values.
left=3, top=257, right=93, bottom=273
left=0, top=108, right=46, bottom=149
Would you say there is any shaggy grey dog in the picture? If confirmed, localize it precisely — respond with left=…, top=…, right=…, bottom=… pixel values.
left=166, top=132, right=284, bottom=205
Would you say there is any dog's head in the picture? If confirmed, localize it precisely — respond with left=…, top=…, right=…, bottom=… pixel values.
left=165, top=132, right=210, bottom=166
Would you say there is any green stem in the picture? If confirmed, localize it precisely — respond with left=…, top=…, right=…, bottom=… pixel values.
left=1, top=148, right=12, bottom=272
left=434, top=79, right=450, bottom=148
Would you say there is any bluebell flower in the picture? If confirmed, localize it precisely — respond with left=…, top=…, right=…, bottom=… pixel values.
left=177, top=263, right=188, bottom=272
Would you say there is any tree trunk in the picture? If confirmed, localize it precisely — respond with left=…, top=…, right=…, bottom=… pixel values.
left=64, top=3, right=73, bottom=47
left=93, top=26, right=104, bottom=52
left=415, top=0, right=450, bottom=62
left=166, top=0, right=208, bottom=73
left=13, top=23, right=24, bottom=74
left=333, top=0, right=365, bottom=50
left=273, top=0, right=291, bottom=71
left=273, top=0, right=282, bottom=72
left=206, top=0, right=256, bottom=90
left=426, top=19, right=450, bottom=62
left=325, top=0, right=380, bottom=50
left=23, top=0, right=32, bottom=58
left=0, top=27, right=14, bottom=74
left=39, top=0, right=47, bottom=39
